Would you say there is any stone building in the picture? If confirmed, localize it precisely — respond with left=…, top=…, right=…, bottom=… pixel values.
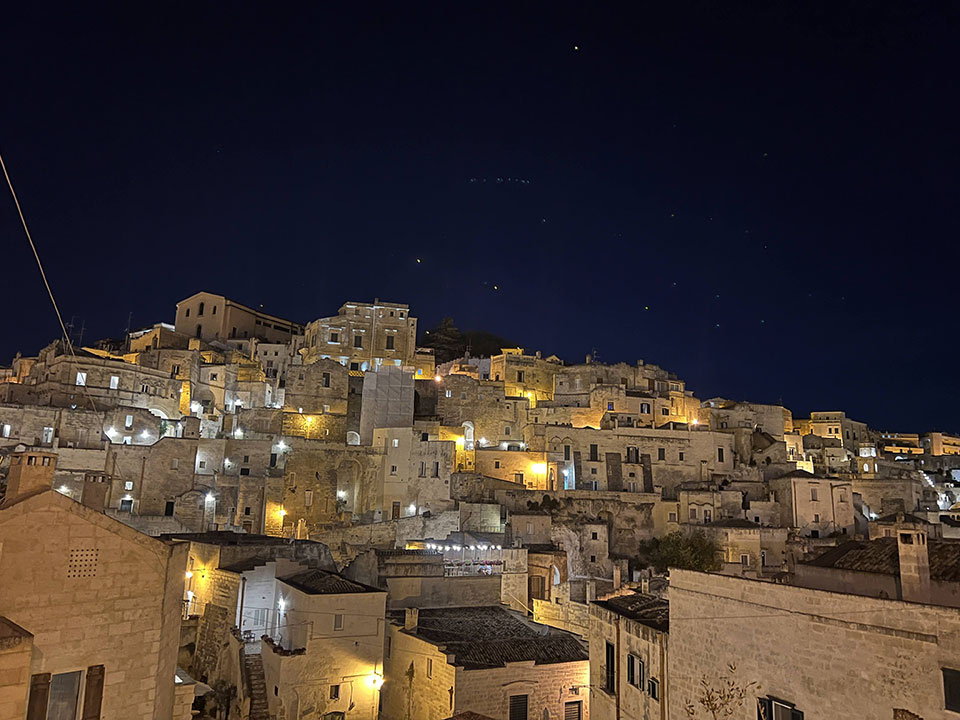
left=699, top=397, right=792, bottom=439
left=373, top=427, right=456, bottom=520
left=381, top=606, right=589, bottom=720
left=303, top=300, right=418, bottom=371
left=589, top=591, right=669, bottom=720
left=0, top=450, right=194, bottom=720
left=768, top=470, right=855, bottom=537
left=175, top=291, right=303, bottom=344
left=489, top=348, right=563, bottom=407
left=923, top=432, right=960, bottom=456
left=284, top=357, right=350, bottom=415
left=667, top=568, right=960, bottom=719
left=263, top=570, right=388, bottom=720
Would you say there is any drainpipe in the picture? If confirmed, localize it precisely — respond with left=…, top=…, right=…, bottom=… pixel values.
left=615, top=615, right=622, bottom=720
left=238, top=576, right=247, bottom=632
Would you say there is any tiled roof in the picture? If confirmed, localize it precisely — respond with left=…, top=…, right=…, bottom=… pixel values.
left=280, top=569, right=379, bottom=595
left=593, top=592, right=669, bottom=632
left=445, top=712, right=498, bottom=720
left=803, top=538, right=960, bottom=582
left=160, top=531, right=323, bottom=547
left=391, top=606, right=587, bottom=670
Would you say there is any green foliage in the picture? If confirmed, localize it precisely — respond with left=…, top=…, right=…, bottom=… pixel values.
left=638, top=530, right=723, bottom=573
left=420, top=317, right=515, bottom=364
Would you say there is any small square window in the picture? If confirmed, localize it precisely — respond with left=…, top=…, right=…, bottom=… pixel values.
left=591, top=531, right=598, bottom=540
left=124, top=481, right=134, bottom=491
left=330, top=684, right=340, bottom=700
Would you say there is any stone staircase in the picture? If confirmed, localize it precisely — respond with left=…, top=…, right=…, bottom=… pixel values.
left=243, top=651, right=270, bottom=720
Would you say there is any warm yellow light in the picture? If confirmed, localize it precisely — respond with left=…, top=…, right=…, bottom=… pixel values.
left=434, top=375, right=442, bottom=383
left=455, top=436, right=465, bottom=446
left=691, top=418, right=699, bottom=426
left=305, top=415, right=314, bottom=424
left=185, top=571, right=193, bottom=579
left=278, top=508, right=287, bottom=517
left=369, top=673, right=384, bottom=689
left=531, top=463, right=547, bottom=474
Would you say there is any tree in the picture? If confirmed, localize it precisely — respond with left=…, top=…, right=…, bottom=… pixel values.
left=638, top=530, right=723, bottom=573
left=683, top=663, right=762, bottom=719
left=420, top=318, right=516, bottom=364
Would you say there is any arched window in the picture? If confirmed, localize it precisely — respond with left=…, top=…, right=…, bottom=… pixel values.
left=346, top=431, right=360, bottom=446
left=196, top=324, right=202, bottom=338
left=198, top=302, right=205, bottom=316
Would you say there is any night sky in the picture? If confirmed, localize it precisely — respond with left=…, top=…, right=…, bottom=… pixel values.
left=1, top=3, right=958, bottom=432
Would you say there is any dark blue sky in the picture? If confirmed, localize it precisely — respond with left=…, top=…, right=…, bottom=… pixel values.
left=1, top=3, right=957, bottom=432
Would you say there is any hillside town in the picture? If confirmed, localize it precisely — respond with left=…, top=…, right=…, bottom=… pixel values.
left=1, top=291, right=959, bottom=720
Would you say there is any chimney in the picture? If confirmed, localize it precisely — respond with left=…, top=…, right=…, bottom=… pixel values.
left=81, top=474, right=110, bottom=511
left=612, top=564, right=622, bottom=591
left=404, top=608, right=419, bottom=631
left=2, top=451, right=57, bottom=506
left=896, top=516, right=931, bottom=604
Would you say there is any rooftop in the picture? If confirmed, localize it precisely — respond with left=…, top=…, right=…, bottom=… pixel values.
left=802, top=538, right=960, bottom=582
left=160, top=531, right=324, bottom=547
left=704, top=518, right=761, bottom=529
left=389, top=606, right=587, bottom=670
left=280, top=569, right=380, bottom=595
left=592, top=592, right=669, bottom=631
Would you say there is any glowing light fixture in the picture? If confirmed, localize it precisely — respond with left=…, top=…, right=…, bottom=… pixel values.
left=205, top=493, right=215, bottom=502
left=531, top=463, right=547, bottom=474
left=185, top=571, right=193, bottom=579
left=58, top=485, right=70, bottom=494
left=278, top=508, right=287, bottom=517
left=434, top=375, right=442, bottom=383
left=369, top=673, right=384, bottom=689
left=278, top=597, right=286, bottom=612
left=277, top=440, right=288, bottom=450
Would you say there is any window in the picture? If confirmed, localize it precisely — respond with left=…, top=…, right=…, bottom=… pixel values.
left=108, top=375, right=119, bottom=390
left=426, top=658, right=433, bottom=678
left=607, top=402, right=614, bottom=411
left=740, top=554, right=749, bottom=566
left=657, top=447, right=665, bottom=461
left=810, top=487, right=819, bottom=501
left=185, top=308, right=190, bottom=317
left=2, top=424, right=9, bottom=438
left=690, top=508, right=698, bottom=520
left=171, top=458, right=179, bottom=469
left=590, top=555, right=596, bottom=563
left=445, top=390, right=452, bottom=398
left=564, top=701, right=582, bottom=720
left=75, top=371, right=87, bottom=386
left=944, top=668, right=960, bottom=712
left=210, top=373, right=218, bottom=381
left=333, top=614, right=343, bottom=631
left=604, top=641, right=616, bottom=692
left=495, top=461, right=501, bottom=469
left=240, top=468, right=250, bottom=476
left=590, top=444, right=599, bottom=461
left=626, top=446, right=639, bottom=463
left=354, top=335, right=363, bottom=348
left=120, top=498, right=133, bottom=512
left=198, top=302, right=204, bottom=316
left=661, top=407, right=669, bottom=415
left=419, top=462, right=426, bottom=477
left=564, top=444, right=571, bottom=461
left=717, top=447, right=725, bottom=462
left=386, top=336, right=395, bottom=350
left=648, top=678, right=659, bottom=701
left=813, top=513, right=820, bottom=523
left=392, top=438, right=400, bottom=448
left=330, top=684, right=340, bottom=700
left=627, top=654, right=644, bottom=688
left=504, top=426, right=511, bottom=436
left=668, top=511, right=677, bottom=522
left=390, top=465, right=398, bottom=475
left=270, top=453, right=277, bottom=467
left=757, top=697, right=804, bottom=719
left=640, top=402, right=650, bottom=414
left=322, top=372, right=331, bottom=388
left=124, top=481, right=134, bottom=491
left=432, top=462, right=440, bottom=477
left=165, top=501, right=175, bottom=516
left=199, top=460, right=206, bottom=469
left=244, top=507, right=251, bottom=516
left=330, top=332, right=339, bottom=343
left=516, top=370, right=525, bottom=383
left=591, top=531, right=598, bottom=540
left=125, top=414, right=134, bottom=429
left=509, top=694, right=528, bottom=720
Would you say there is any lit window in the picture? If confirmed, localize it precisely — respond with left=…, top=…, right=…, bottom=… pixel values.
left=334, top=614, right=343, bottom=631
left=109, top=375, right=119, bottom=389
left=75, top=372, right=87, bottom=386
left=125, top=414, right=134, bottom=429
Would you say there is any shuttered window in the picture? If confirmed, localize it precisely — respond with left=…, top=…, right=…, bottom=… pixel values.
left=604, top=641, right=616, bottom=692
left=27, top=673, right=51, bottom=720
left=509, top=694, right=528, bottom=720
left=81, top=665, right=105, bottom=720
left=563, top=701, right=582, bottom=720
